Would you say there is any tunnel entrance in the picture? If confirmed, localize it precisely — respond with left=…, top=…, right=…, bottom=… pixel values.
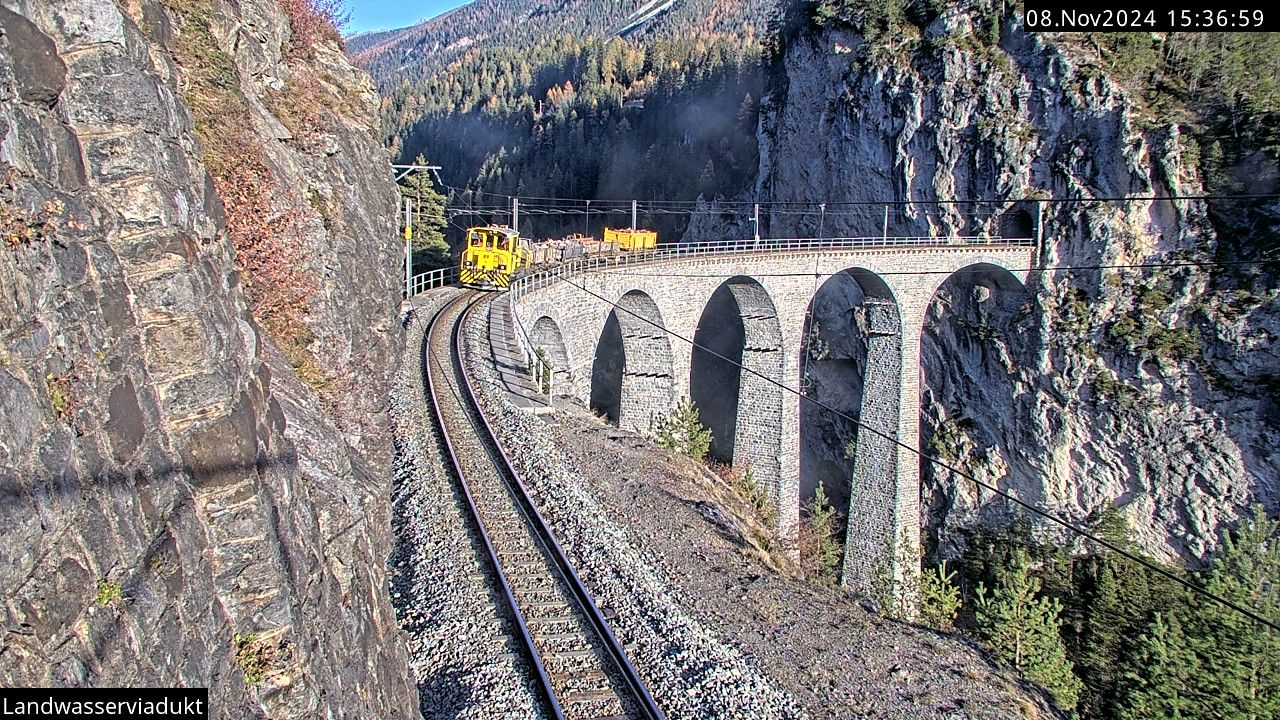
left=999, top=207, right=1035, bottom=239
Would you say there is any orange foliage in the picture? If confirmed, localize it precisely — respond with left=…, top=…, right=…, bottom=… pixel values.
left=277, top=0, right=346, bottom=58
left=211, top=134, right=314, bottom=331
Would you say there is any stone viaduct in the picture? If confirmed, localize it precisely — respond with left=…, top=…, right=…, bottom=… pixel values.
left=505, top=239, right=1038, bottom=599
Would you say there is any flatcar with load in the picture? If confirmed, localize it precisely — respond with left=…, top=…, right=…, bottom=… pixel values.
left=604, top=227, right=657, bottom=251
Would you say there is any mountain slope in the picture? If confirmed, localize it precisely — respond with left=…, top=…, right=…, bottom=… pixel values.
left=348, top=0, right=777, bottom=244
left=350, top=0, right=778, bottom=92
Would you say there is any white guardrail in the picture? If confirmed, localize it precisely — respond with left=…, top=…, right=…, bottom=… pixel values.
left=506, top=234, right=1036, bottom=302
left=404, top=235, right=1036, bottom=300
left=406, top=266, right=460, bottom=297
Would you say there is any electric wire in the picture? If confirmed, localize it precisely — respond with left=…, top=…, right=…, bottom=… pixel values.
left=599, top=257, right=1280, bottom=279
left=552, top=275, right=1280, bottom=633
left=441, top=185, right=1280, bottom=207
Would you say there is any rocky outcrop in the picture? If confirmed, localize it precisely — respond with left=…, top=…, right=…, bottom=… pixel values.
left=731, top=3, right=1279, bottom=562
left=0, top=0, right=415, bottom=715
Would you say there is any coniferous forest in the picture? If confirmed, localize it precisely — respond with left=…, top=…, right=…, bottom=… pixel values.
left=357, top=0, right=776, bottom=241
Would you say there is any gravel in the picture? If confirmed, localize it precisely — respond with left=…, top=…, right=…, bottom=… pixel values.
left=388, top=290, right=545, bottom=720
left=462, top=303, right=809, bottom=720
left=461, top=294, right=1058, bottom=720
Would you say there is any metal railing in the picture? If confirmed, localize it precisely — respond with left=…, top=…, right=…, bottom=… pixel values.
left=507, top=234, right=1036, bottom=302
left=406, top=266, right=459, bottom=298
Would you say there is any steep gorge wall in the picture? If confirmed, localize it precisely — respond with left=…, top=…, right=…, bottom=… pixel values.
left=739, top=5, right=1279, bottom=562
left=0, top=0, right=416, bottom=715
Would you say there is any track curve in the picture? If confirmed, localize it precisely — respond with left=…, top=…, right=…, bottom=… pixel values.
left=423, top=291, right=666, bottom=720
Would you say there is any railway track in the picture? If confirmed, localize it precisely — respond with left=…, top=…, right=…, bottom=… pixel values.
left=423, top=291, right=666, bottom=720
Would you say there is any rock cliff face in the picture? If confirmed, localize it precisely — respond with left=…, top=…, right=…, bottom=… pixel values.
left=738, top=5, right=1279, bottom=562
left=0, top=0, right=416, bottom=715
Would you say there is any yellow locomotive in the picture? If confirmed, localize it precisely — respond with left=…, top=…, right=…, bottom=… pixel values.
left=459, top=225, right=530, bottom=290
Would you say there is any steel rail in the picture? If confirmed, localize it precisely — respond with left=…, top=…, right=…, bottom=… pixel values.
left=424, top=291, right=666, bottom=720
left=452, top=296, right=667, bottom=720
left=422, top=292, right=565, bottom=720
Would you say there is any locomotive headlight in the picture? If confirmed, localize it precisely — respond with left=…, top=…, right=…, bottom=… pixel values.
left=498, top=264, right=507, bottom=270
left=464, top=259, right=474, bottom=266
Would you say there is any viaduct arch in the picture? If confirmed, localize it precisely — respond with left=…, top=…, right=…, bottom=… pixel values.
left=509, top=244, right=1036, bottom=600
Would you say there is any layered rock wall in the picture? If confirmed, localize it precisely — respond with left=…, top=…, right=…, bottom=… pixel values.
left=737, top=3, right=1279, bottom=561
left=0, top=0, right=416, bottom=715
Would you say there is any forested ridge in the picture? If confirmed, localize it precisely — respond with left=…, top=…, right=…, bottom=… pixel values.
left=353, top=0, right=777, bottom=241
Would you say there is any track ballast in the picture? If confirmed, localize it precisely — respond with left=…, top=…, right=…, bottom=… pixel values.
left=423, top=291, right=666, bottom=720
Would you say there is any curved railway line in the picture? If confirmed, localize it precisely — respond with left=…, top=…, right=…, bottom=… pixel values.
left=422, top=291, right=666, bottom=720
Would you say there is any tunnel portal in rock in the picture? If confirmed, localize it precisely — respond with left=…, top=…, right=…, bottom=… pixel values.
left=999, top=206, right=1036, bottom=240
left=589, top=290, right=676, bottom=432
left=690, top=276, right=784, bottom=486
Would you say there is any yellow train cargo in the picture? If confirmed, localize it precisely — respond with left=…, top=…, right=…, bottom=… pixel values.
left=604, top=227, right=657, bottom=251
left=459, top=226, right=530, bottom=290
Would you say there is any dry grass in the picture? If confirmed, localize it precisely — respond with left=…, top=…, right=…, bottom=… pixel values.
left=164, top=0, right=319, bottom=365
left=277, top=0, right=346, bottom=58
left=705, top=462, right=788, bottom=571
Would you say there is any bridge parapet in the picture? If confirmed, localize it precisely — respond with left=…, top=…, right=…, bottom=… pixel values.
left=499, top=236, right=1039, bottom=607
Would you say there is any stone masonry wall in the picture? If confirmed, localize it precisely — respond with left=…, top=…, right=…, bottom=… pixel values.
left=510, top=245, right=1035, bottom=593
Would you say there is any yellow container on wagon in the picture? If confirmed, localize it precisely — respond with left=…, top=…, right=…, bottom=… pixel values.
left=604, top=227, right=657, bottom=251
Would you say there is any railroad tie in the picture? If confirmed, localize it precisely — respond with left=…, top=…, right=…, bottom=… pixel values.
left=527, top=599, right=570, bottom=612
left=549, top=648, right=597, bottom=661
left=534, top=630, right=585, bottom=643
left=528, top=614, right=575, bottom=628
left=563, top=687, right=619, bottom=703
left=550, top=667, right=609, bottom=683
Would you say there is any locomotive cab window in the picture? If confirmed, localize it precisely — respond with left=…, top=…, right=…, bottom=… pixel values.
left=469, top=232, right=484, bottom=247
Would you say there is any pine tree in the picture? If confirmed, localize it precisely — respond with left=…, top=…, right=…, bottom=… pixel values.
left=802, top=484, right=843, bottom=585
left=920, top=561, right=962, bottom=631
left=1071, top=511, right=1180, bottom=719
left=651, top=396, right=712, bottom=461
left=975, top=548, right=1084, bottom=712
left=398, top=154, right=450, bottom=272
left=1119, top=507, right=1280, bottom=720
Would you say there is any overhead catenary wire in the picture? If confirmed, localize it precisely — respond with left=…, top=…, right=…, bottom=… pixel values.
left=440, top=185, right=1280, bottom=207
left=552, top=275, right=1280, bottom=634
left=600, top=257, right=1280, bottom=279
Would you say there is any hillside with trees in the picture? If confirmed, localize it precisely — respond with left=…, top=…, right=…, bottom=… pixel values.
left=352, top=0, right=777, bottom=242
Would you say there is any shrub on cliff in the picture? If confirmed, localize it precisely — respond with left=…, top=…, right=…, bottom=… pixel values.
left=278, top=0, right=346, bottom=58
